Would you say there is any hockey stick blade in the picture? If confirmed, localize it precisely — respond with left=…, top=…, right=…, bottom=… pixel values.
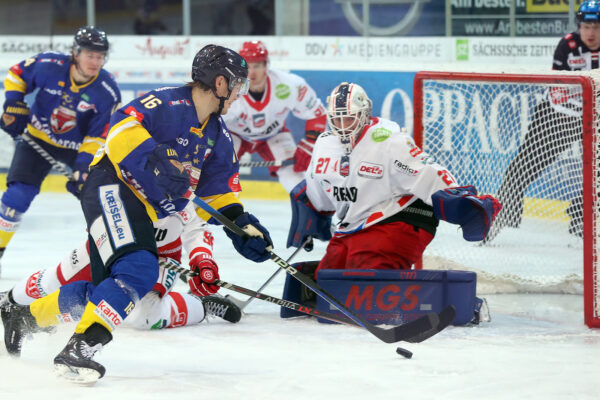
left=159, top=257, right=450, bottom=337
left=403, top=304, right=456, bottom=343
left=189, top=195, right=449, bottom=344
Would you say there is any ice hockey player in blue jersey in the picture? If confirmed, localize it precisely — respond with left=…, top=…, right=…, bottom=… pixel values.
left=1, top=44, right=273, bottom=384
left=0, top=26, right=121, bottom=262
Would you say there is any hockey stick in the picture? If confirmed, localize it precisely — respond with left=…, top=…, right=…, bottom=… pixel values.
left=21, top=130, right=75, bottom=181
left=234, top=236, right=312, bottom=311
left=239, top=159, right=295, bottom=168
left=189, top=194, right=455, bottom=344
left=160, top=258, right=355, bottom=325
left=160, top=258, right=455, bottom=343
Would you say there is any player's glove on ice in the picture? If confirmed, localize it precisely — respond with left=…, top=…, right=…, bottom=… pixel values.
left=1, top=99, right=29, bottom=139
left=225, top=212, right=273, bottom=262
left=189, top=257, right=220, bottom=296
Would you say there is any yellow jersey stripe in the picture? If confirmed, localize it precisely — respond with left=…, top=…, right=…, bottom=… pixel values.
left=79, top=137, right=106, bottom=156
left=27, top=124, right=77, bottom=149
left=195, top=192, right=243, bottom=222
left=4, top=70, right=26, bottom=93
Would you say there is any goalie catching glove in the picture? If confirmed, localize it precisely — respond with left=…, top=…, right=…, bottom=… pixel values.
left=431, top=185, right=502, bottom=241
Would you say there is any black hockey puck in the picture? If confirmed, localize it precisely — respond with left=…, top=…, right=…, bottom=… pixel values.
left=396, top=347, right=413, bottom=359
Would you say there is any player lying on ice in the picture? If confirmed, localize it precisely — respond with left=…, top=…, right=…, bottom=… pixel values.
left=0, top=44, right=273, bottom=385
left=1, top=201, right=241, bottom=333
left=284, top=82, right=502, bottom=318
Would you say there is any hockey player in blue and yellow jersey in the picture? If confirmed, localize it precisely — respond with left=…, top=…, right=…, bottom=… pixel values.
left=0, top=26, right=121, bottom=261
left=1, top=45, right=273, bottom=384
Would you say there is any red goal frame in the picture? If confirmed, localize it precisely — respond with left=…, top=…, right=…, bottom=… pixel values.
left=412, top=71, right=599, bottom=328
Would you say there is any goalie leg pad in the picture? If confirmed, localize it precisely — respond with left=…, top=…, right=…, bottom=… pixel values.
left=287, top=180, right=332, bottom=249
left=315, top=269, right=479, bottom=326
left=280, top=261, right=319, bottom=318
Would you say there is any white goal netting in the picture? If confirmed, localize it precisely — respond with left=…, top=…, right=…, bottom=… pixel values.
left=413, top=71, right=600, bottom=327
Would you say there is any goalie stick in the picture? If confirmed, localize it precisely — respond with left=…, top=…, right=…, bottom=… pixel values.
left=21, top=130, right=75, bottom=181
left=188, top=193, right=455, bottom=344
left=238, top=158, right=295, bottom=168
left=159, top=258, right=455, bottom=342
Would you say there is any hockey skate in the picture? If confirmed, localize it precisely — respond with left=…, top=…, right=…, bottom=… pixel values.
left=1, top=303, right=46, bottom=356
left=201, top=295, right=242, bottom=323
left=54, top=323, right=112, bottom=385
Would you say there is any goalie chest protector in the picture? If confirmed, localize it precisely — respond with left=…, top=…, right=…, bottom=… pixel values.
left=314, top=269, right=477, bottom=325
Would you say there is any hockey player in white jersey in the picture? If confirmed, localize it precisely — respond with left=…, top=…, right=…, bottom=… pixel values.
left=223, top=41, right=327, bottom=192
left=1, top=202, right=241, bottom=356
left=287, top=82, right=502, bottom=274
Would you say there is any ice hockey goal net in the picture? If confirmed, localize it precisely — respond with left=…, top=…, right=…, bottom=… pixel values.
left=413, top=71, right=600, bottom=328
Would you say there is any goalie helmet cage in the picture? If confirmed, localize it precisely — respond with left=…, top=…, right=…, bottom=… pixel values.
left=412, top=71, right=599, bottom=328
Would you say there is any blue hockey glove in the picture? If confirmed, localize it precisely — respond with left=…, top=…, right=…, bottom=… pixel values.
left=66, top=164, right=89, bottom=199
left=431, top=185, right=502, bottom=242
left=287, top=180, right=332, bottom=250
left=1, top=99, right=29, bottom=139
left=225, top=212, right=273, bottom=262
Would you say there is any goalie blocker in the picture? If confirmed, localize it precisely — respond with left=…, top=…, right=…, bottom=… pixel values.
left=281, top=262, right=486, bottom=326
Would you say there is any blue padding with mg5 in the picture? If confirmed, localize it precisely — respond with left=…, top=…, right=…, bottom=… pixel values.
left=316, top=269, right=477, bottom=326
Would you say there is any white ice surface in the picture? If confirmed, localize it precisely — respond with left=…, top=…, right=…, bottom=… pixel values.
left=1, top=193, right=599, bottom=399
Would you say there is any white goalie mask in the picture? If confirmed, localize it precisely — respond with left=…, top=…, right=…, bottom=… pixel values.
left=326, top=82, right=372, bottom=154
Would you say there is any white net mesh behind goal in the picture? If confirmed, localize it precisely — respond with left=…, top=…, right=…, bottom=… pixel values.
left=413, top=71, right=600, bottom=327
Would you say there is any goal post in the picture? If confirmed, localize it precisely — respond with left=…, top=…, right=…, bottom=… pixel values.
left=412, top=71, right=599, bottom=328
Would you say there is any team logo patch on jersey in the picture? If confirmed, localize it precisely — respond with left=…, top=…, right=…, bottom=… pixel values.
left=76, top=100, right=96, bottom=113
left=393, top=160, right=418, bottom=176
left=567, top=55, right=586, bottom=68
left=125, top=106, right=144, bottom=122
left=371, top=127, right=391, bottom=143
left=169, top=99, right=191, bottom=106
left=229, top=172, right=241, bottom=192
left=252, top=113, right=266, bottom=128
left=275, top=83, right=291, bottom=100
left=94, top=300, right=123, bottom=330
left=99, top=185, right=135, bottom=250
left=297, top=85, right=308, bottom=101
left=340, top=156, right=350, bottom=177
left=189, top=126, right=203, bottom=138
left=10, top=64, right=23, bottom=75
left=25, top=270, right=45, bottom=299
left=50, top=105, right=77, bottom=134
left=358, top=162, right=384, bottom=179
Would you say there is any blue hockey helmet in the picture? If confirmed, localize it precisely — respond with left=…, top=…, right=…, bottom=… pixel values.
left=191, top=45, right=249, bottom=96
left=73, top=26, right=109, bottom=53
left=577, top=0, right=600, bottom=23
